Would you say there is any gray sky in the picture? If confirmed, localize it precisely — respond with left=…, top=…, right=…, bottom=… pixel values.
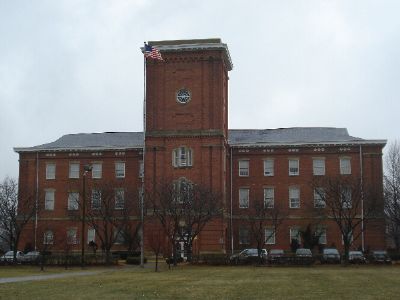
left=1, top=0, right=399, bottom=180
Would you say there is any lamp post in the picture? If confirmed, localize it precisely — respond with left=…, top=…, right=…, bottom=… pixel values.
left=81, top=164, right=92, bottom=268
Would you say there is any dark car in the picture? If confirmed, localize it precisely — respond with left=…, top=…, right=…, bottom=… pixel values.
left=371, top=250, right=391, bottom=264
left=268, top=249, right=285, bottom=264
left=230, top=248, right=267, bottom=264
left=321, top=248, right=341, bottom=264
left=348, top=251, right=366, bottom=264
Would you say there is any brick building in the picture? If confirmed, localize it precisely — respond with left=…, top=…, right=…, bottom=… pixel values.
left=14, top=39, right=386, bottom=255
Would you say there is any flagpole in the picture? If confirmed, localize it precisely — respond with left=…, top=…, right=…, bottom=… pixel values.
left=140, top=42, right=146, bottom=268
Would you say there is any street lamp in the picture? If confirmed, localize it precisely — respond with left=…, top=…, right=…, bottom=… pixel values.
left=81, top=164, right=92, bottom=268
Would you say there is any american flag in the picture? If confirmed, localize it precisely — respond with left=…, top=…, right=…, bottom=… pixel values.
left=144, top=44, right=163, bottom=60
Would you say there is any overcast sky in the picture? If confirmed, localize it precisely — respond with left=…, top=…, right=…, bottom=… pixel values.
left=1, top=0, right=399, bottom=180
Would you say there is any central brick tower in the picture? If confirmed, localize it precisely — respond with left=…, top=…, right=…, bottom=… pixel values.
left=144, top=39, right=233, bottom=252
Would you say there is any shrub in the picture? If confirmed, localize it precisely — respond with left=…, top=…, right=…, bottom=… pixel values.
left=126, top=256, right=147, bottom=265
left=198, top=254, right=229, bottom=265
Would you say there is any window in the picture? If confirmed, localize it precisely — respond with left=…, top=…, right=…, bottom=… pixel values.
left=91, top=163, right=102, bottom=179
left=69, top=163, right=80, bottom=179
left=91, top=189, right=101, bottom=209
left=264, top=187, right=274, bottom=208
left=288, top=159, right=299, bottom=176
left=67, top=228, right=78, bottom=244
left=239, top=227, right=249, bottom=244
left=44, top=189, right=55, bottom=210
left=87, top=228, right=95, bottom=244
left=172, top=147, right=193, bottom=167
left=263, top=159, right=274, bottom=176
left=342, top=230, right=353, bottom=244
left=341, top=186, right=352, bottom=208
left=314, top=188, right=326, bottom=208
left=313, top=158, right=325, bottom=176
left=115, top=162, right=125, bottom=178
left=289, top=187, right=300, bottom=208
left=315, top=228, right=327, bottom=245
left=68, top=192, right=79, bottom=210
left=43, top=230, right=54, bottom=245
left=173, top=178, right=193, bottom=203
left=114, top=229, right=125, bottom=244
left=238, top=160, right=249, bottom=176
left=265, top=228, right=275, bottom=244
left=290, top=228, right=301, bottom=243
left=115, top=189, right=125, bottom=209
left=139, top=160, right=144, bottom=178
left=340, top=157, right=351, bottom=175
left=239, top=188, right=249, bottom=208
left=46, top=163, right=56, bottom=179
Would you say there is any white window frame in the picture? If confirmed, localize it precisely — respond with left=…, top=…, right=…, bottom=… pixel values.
left=44, top=189, right=55, bottom=210
left=87, top=228, right=95, bottom=244
left=288, top=159, right=299, bottom=176
left=68, top=192, right=79, bottom=210
left=290, top=227, right=301, bottom=243
left=91, top=189, right=102, bottom=209
left=115, top=162, right=126, bottom=178
left=313, top=158, right=325, bottom=176
left=341, top=186, right=352, bottom=208
left=314, top=188, right=326, bottom=208
left=289, top=186, right=300, bottom=208
left=340, top=157, right=351, bottom=175
left=315, top=228, right=327, bottom=245
left=67, top=228, right=78, bottom=245
left=238, top=160, right=249, bottom=177
left=43, top=230, right=54, bottom=245
left=239, top=227, right=250, bottom=245
left=263, top=159, right=274, bottom=176
left=115, top=188, right=125, bottom=210
left=91, top=163, right=102, bottom=179
left=69, top=162, right=80, bottom=179
left=139, top=160, right=144, bottom=178
left=172, top=146, right=193, bottom=167
left=46, top=163, right=56, bottom=180
left=239, top=188, right=250, bottom=208
left=342, top=230, right=353, bottom=245
left=114, top=229, right=125, bottom=245
left=265, top=228, right=276, bottom=244
left=264, top=187, right=274, bottom=208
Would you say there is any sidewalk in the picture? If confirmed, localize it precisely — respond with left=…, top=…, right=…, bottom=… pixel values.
left=0, top=270, right=101, bottom=284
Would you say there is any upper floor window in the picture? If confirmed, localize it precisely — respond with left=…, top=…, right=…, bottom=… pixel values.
left=239, top=160, right=249, bottom=176
left=289, top=187, right=300, bottom=208
left=115, top=162, right=125, bottom=178
left=264, top=187, right=274, bottom=208
left=313, top=158, right=325, bottom=176
left=91, top=163, right=102, bottom=179
left=139, top=160, right=144, bottom=178
left=288, top=159, right=299, bottom=176
left=340, top=157, right=351, bottom=175
left=239, top=188, right=249, bottom=208
left=265, top=228, right=276, bottom=244
left=46, top=163, right=56, bottom=180
left=69, top=163, right=80, bottom=179
left=173, top=178, right=193, bottom=204
left=263, top=159, right=274, bottom=176
left=44, top=189, right=55, bottom=210
left=115, top=188, right=125, bottom=209
left=91, top=189, right=102, bottom=209
left=341, top=186, right=352, bottom=208
left=68, top=192, right=79, bottom=210
left=172, top=147, right=193, bottom=167
left=314, top=188, right=326, bottom=208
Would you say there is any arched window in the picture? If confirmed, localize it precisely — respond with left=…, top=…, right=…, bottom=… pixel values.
left=172, top=146, right=193, bottom=167
left=173, top=178, right=193, bottom=203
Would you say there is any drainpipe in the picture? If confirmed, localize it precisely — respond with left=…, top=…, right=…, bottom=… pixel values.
left=230, top=147, right=233, bottom=254
left=35, top=152, right=39, bottom=251
left=359, top=145, right=364, bottom=251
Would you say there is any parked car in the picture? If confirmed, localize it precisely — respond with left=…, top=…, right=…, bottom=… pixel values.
left=268, top=249, right=285, bottom=264
left=295, top=248, right=312, bottom=257
left=230, top=248, right=267, bottom=264
left=348, top=251, right=367, bottom=264
left=321, top=248, right=341, bottom=264
left=21, top=251, right=41, bottom=264
left=0, top=250, right=24, bottom=263
left=370, top=250, right=392, bottom=264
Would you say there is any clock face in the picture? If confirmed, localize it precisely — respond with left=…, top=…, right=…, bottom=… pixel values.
left=176, top=89, right=191, bottom=104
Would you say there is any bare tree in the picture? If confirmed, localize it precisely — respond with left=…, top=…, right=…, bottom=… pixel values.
left=312, top=175, right=380, bottom=262
left=247, top=199, right=286, bottom=263
left=148, top=227, right=164, bottom=272
left=83, top=181, right=139, bottom=264
left=384, top=141, right=400, bottom=251
left=150, top=180, right=222, bottom=263
left=0, top=177, right=37, bottom=263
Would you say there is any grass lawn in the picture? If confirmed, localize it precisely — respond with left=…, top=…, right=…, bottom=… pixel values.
left=1, top=264, right=399, bottom=299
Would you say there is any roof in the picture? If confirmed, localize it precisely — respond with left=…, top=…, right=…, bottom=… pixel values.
left=14, top=128, right=386, bottom=153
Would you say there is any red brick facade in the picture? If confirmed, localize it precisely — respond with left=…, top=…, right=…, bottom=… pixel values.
left=15, top=39, right=386, bottom=255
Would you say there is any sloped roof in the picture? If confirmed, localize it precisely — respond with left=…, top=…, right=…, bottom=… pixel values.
left=14, top=128, right=385, bottom=152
